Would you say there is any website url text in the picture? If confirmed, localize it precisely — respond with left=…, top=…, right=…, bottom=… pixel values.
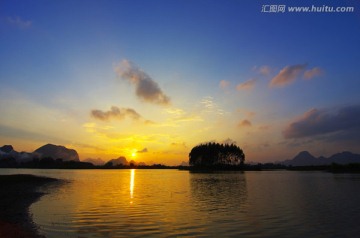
left=261, top=5, right=355, bottom=13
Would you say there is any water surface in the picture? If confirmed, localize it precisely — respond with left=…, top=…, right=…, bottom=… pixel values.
left=1, top=169, right=359, bottom=237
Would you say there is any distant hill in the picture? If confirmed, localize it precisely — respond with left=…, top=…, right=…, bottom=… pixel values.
left=0, top=145, right=13, bottom=153
left=0, top=145, right=36, bottom=163
left=281, top=151, right=360, bottom=166
left=83, top=158, right=105, bottom=166
left=329, top=152, right=360, bottom=164
left=1, top=144, right=80, bottom=162
left=34, top=144, right=80, bottom=162
left=103, top=157, right=148, bottom=167
left=105, top=156, right=128, bottom=166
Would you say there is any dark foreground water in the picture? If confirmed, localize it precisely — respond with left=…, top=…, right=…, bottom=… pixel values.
left=1, top=169, right=359, bottom=237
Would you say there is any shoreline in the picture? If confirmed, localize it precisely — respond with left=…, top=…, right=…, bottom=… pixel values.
left=0, top=174, right=61, bottom=238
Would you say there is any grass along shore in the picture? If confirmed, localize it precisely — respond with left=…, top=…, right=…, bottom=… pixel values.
left=0, top=174, right=61, bottom=238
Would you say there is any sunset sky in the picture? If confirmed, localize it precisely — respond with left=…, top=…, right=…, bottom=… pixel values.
left=1, top=0, right=360, bottom=165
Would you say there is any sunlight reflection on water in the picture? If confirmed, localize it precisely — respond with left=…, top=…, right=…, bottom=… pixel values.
left=130, top=169, right=135, bottom=204
left=1, top=169, right=359, bottom=237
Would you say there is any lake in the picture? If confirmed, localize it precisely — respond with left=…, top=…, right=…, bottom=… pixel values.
left=1, top=169, right=360, bottom=237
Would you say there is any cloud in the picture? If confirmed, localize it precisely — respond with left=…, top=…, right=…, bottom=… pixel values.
left=7, top=16, right=32, bottom=29
left=303, top=67, right=323, bottom=80
left=269, top=64, right=307, bottom=87
left=91, top=106, right=142, bottom=121
left=236, top=79, right=256, bottom=91
left=200, top=96, right=225, bottom=115
left=114, top=60, right=170, bottom=105
left=219, top=80, right=230, bottom=89
left=137, top=148, right=148, bottom=153
left=252, top=65, right=271, bottom=76
left=283, top=105, right=360, bottom=139
left=238, top=119, right=252, bottom=127
left=171, top=142, right=187, bottom=148
left=160, top=107, right=203, bottom=127
left=164, top=108, right=185, bottom=116
left=259, top=65, right=271, bottom=76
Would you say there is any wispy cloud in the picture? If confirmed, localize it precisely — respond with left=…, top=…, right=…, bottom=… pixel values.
left=164, top=108, right=185, bottom=116
left=253, top=65, right=272, bottom=76
left=91, top=106, right=144, bottom=122
left=163, top=107, right=203, bottom=124
left=283, top=105, right=360, bottom=139
left=303, top=67, right=323, bottom=80
left=236, top=78, right=256, bottom=91
left=7, top=16, right=32, bottom=29
left=114, top=60, right=170, bottom=105
left=200, top=96, right=225, bottom=115
left=269, top=64, right=307, bottom=87
left=259, top=65, right=271, bottom=76
left=83, top=122, right=114, bottom=134
left=219, top=80, right=230, bottom=89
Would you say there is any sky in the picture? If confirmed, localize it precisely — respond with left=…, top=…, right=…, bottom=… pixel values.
left=1, top=0, right=360, bottom=165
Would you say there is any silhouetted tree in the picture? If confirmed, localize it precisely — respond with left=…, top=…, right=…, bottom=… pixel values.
left=189, top=142, right=245, bottom=168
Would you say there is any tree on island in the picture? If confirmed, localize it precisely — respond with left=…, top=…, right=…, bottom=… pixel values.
left=189, top=142, right=245, bottom=168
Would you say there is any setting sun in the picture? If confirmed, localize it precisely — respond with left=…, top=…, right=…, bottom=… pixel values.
left=131, top=152, right=137, bottom=158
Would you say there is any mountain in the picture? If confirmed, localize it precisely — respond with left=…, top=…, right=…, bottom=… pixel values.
left=0, top=145, right=34, bottom=163
left=0, top=145, right=14, bottom=153
left=329, top=152, right=360, bottom=164
left=284, top=151, right=317, bottom=166
left=105, top=156, right=128, bottom=166
left=281, top=151, right=360, bottom=166
left=83, top=158, right=105, bottom=166
left=34, top=144, right=79, bottom=162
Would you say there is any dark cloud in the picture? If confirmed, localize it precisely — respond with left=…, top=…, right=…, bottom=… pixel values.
left=137, top=148, right=148, bottom=153
left=238, top=119, right=252, bottom=127
left=171, top=142, right=187, bottom=148
left=270, top=64, right=307, bottom=87
left=283, top=105, right=360, bottom=139
left=114, top=60, right=170, bottom=105
left=91, top=106, right=141, bottom=121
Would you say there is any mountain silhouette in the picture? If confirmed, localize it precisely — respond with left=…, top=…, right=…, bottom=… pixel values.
left=0, top=145, right=14, bottom=153
left=83, top=158, right=105, bottom=166
left=282, top=151, right=360, bottom=166
left=105, top=156, right=128, bottom=166
left=34, top=144, right=79, bottom=162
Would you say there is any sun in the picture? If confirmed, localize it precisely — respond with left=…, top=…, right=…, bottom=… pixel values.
left=131, top=151, right=137, bottom=158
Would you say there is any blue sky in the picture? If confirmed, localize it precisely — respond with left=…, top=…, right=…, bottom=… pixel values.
left=1, top=0, right=360, bottom=164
